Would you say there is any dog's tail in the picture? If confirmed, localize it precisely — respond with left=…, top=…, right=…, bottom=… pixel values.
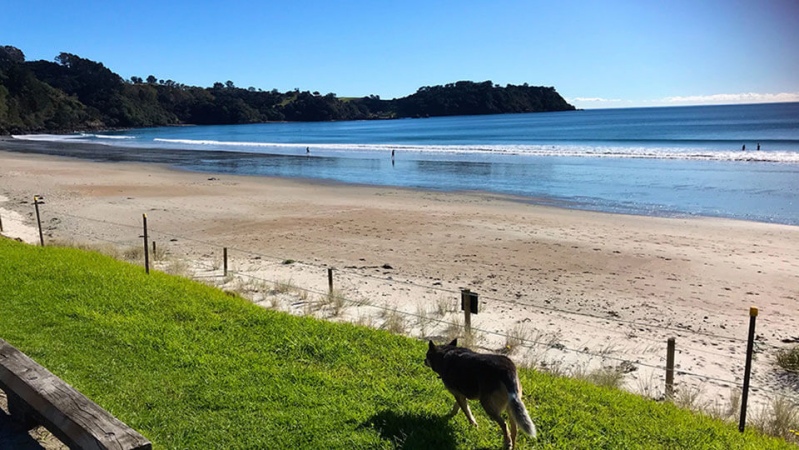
left=507, top=376, right=537, bottom=438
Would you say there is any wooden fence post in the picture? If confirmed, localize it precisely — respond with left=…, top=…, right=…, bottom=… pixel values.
left=142, top=214, right=149, bottom=274
left=328, top=268, right=334, bottom=294
left=739, top=307, right=758, bottom=432
left=665, top=337, right=676, bottom=400
left=463, top=294, right=471, bottom=338
left=461, top=289, right=479, bottom=340
left=152, top=241, right=157, bottom=261
left=0, top=212, right=4, bottom=232
left=223, top=247, right=228, bottom=277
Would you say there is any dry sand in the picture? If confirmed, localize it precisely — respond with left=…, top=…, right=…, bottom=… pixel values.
left=1, top=148, right=798, bottom=413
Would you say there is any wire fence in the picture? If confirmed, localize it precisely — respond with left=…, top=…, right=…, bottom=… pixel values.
left=4, top=204, right=798, bottom=418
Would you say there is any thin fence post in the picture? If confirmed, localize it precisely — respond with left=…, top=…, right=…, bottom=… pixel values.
left=152, top=241, right=157, bottom=261
left=34, top=195, right=44, bottom=246
left=328, top=268, right=334, bottom=294
left=223, top=247, right=228, bottom=277
left=739, top=306, right=758, bottom=432
left=665, top=337, right=676, bottom=400
left=142, top=214, right=149, bottom=274
left=0, top=212, right=4, bottom=232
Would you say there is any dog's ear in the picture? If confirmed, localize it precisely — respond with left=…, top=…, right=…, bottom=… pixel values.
left=428, top=340, right=436, bottom=350
left=448, top=338, right=458, bottom=347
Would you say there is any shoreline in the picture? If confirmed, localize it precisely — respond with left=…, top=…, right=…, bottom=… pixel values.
left=3, top=135, right=799, bottom=227
left=1, top=147, right=798, bottom=410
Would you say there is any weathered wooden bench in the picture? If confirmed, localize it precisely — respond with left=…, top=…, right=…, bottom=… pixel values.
left=0, top=338, right=151, bottom=450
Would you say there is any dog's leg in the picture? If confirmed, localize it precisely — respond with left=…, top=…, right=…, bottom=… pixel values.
left=509, top=416, right=518, bottom=449
left=453, top=394, right=478, bottom=427
left=447, top=401, right=460, bottom=418
left=480, top=396, right=512, bottom=449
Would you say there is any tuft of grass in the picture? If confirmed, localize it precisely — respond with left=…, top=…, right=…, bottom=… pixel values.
left=674, top=385, right=705, bottom=410
left=348, top=292, right=373, bottom=308
left=272, top=278, right=295, bottom=295
left=635, top=372, right=661, bottom=400
left=0, top=238, right=796, bottom=450
left=519, top=346, right=546, bottom=371
left=354, top=313, right=375, bottom=329
left=261, top=294, right=283, bottom=311
left=750, top=397, right=799, bottom=444
left=150, top=242, right=167, bottom=261
left=122, top=245, right=144, bottom=262
left=380, top=307, right=408, bottom=335
left=415, top=302, right=434, bottom=338
left=776, top=346, right=799, bottom=373
left=162, top=258, right=191, bottom=277
left=435, top=297, right=456, bottom=317
left=504, top=323, right=532, bottom=355
left=49, top=238, right=122, bottom=259
left=527, top=328, right=564, bottom=350
left=443, top=315, right=464, bottom=343
left=328, top=290, right=347, bottom=317
left=460, top=329, right=482, bottom=349
left=301, top=299, right=316, bottom=317
left=596, top=341, right=619, bottom=357
left=569, top=362, right=625, bottom=388
left=541, top=359, right=568, bottom=378
left=705, top=388, right=741, bottom=423
left=586, top=366, right=625, bottom=389
left=297, top=288, right=309, bottom=302
left=326, top=290, right=348, bottom=317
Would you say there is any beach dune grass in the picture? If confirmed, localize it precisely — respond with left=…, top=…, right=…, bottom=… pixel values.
left=0, top=237, right=793, bottom=449
left=776, top=346, right=799, bottom=373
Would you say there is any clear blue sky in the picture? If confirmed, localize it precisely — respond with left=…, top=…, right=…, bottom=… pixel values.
left=4, top=0, right=798, bottom=109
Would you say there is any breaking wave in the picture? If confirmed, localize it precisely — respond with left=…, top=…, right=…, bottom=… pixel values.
left=151, top=138, right=799, bottom=163
left=12, top=133, right=798, bottom=163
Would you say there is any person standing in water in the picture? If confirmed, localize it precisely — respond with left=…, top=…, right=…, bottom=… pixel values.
left=742, top=144, right=746, bottom=151
left=757, top=143, right=761, bottom=151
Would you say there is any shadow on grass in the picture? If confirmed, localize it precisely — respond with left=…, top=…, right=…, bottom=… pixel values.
left=362, top=409, right=458, bottom=450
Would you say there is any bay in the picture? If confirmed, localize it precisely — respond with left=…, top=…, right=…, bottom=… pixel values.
left=12, top=102, right=799, bottom=225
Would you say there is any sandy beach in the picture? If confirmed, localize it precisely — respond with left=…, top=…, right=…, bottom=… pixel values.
left=1, top=147, right=798, bottom=412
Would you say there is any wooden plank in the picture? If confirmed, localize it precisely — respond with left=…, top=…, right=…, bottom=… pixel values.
left=0, top=339, right=151, bottom=450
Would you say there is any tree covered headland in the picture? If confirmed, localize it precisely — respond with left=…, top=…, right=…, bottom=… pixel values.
left=0, top=45, right=575, bottom=134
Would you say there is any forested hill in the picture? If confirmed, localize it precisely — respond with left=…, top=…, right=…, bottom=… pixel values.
left=0, top=45, right=575, bottom=134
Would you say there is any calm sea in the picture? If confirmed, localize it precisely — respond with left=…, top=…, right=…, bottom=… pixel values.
left=13, top=102, right=799, bottom=225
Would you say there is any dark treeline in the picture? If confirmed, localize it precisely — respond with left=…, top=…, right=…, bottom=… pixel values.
left=0, top=45, right=575, bottom=134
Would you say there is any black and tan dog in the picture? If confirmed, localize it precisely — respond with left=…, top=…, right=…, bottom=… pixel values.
left=425, top=339, right=537, bottom=449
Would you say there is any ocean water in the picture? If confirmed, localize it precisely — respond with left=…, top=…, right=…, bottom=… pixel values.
left=13, top=102, right=799, bottom=225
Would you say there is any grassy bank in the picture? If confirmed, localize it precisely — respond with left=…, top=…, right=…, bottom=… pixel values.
left=0, top=238, right=793, bottom=449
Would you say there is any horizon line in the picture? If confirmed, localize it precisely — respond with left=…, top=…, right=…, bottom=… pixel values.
left=570, top=92, right=799, bottom=109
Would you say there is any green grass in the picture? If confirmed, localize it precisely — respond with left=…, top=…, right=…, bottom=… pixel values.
left=0, top=237, right=793, bottom=449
